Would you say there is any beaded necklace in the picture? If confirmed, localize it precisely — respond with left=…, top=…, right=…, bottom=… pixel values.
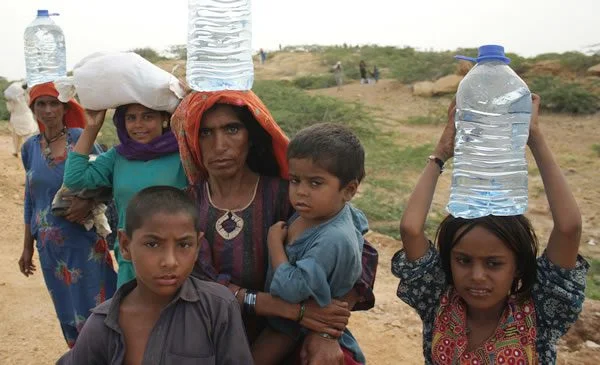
left=42, top=127, right=67, bottom=165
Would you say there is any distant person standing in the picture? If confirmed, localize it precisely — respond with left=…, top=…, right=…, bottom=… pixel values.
left=4, top=82, right=38, bottom=157
left=259, top=48, right=267, bottom=64
left=333, top=61, right=344, bottom=90
left=359, top=60, right=368, bottom=84
left=371, top=65, right=380, bottom=84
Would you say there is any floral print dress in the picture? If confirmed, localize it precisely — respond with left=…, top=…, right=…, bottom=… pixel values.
left=21, top=128, right=117, bottom=348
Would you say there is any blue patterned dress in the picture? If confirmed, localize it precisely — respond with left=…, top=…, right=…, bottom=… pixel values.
left=22, top=128, right=117, bottom=347
left=392, top=245, right=589, bottom=364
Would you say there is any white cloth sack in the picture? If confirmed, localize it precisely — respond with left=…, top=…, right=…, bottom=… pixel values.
left=4, top=82, right=25, bottom=100
left=4, top=82, right=39, bottom=136
left=54, top=52, right=186, bottom=113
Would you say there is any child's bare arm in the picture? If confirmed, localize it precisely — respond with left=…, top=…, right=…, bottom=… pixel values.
left=528, top=94, right=582, bottom=268
left=251, top=327, right=297, bottom=365
left=400, top=100, right=456, bottom=261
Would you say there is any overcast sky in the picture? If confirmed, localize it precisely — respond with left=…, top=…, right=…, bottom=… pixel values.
left=0, top=0, right=598, bottom=80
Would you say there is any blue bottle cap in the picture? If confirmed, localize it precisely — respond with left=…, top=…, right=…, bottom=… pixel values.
left=37, top=9, right=49, bottom=17
left=455, top=45, right=511, bottom=64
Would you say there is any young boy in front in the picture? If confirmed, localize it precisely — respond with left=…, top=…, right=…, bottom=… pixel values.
left=57, top=186, right=253, bottom=365
left=251, top=123, right=368, bottom=364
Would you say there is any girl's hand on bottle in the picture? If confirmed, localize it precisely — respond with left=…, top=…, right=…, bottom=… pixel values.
left=527, top=94, right=542, bottom=147
left=433, top=98, right=457, bottom=162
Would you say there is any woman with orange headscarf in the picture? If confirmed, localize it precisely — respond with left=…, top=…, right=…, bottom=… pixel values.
left=18, top=82, right=117, bottom=348
left=172, top=90, right=378, bottom=364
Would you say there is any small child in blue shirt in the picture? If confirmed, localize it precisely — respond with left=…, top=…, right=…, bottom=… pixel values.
left=253, top=123, right=368, bottom=365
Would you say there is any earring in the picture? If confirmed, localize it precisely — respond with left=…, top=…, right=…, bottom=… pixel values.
left=162, top=120, right=168, bottom=128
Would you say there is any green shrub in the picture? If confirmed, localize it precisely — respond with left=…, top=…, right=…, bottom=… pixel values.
left=529, top=76, right=599, bottom=114
left=0, top=102, right=9, bottom=121
left=0, top=77, right=12, bottom=120
left=557, top=52, right=600, bottom=74
left=131, top=47, right=167, bottom=63
left=505, top=52, right=529, bottom=75
left=166, top=44, right=187, bottom=60
left=292, top=74, right=338, bottom=90
left=403, top=108, right=447, bottom=125
left=586, top=258, right=600, bottom=300
left=97, top=119, right=118, bottom=148
left=532, top=52, right=600, bottom=75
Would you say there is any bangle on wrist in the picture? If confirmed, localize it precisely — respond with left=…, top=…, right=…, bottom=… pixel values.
left=296, top=302, right=306, bottom=322
left=243, top=289, right=257, bottom=315
left=318, top=332, right=337, bottom=340
left=427, top=155, right=444, bottom=173
left=233, top=287, right=243, bottom=299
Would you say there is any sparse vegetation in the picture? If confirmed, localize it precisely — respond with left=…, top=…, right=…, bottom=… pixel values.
left=0, top=77, right=13, bottom=120
left=403, top=108, right=447, bottom=125
left=96, top=111, right=117, bottom=148
left=253, top=80, right=374, bottom=137
left=292, top=74, right=338, bottom=90
left=586, top=258, right=600, bottom=300
left=532, top=51, right=600, bottom=75
left=131, top=47, right=168, bottom=63
left=321, top=45, right=466, bottom=83
left=166, top=44, right=187, bottom=60
left=529, top=76, right=599, bottom=114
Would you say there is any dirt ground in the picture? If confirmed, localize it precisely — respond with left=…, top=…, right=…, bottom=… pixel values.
left=1, top=74, right=600, bottom=364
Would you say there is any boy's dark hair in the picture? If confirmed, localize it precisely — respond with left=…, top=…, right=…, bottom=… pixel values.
left=202, top=103, right=280, bottom=177
left=436, top=214, right=538, bottom=301
left=125, top=186, right=200, bottom=236
left=287, top=123, right=365, bottom=187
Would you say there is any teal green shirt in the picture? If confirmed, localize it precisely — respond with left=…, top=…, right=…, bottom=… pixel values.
left=64, top=149, right=188, bottom=287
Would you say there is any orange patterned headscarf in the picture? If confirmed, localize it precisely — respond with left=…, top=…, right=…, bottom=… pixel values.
left=29, top=82, right=86, bottom=133
left=171, top=90, right=289, bottom=185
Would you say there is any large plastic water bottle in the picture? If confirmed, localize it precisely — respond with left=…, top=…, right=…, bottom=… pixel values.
left=447, top=45, right=532, bottom=218
left=187, top=0, right=254, bottom=91
left=24, top=10, right=67, bottom=87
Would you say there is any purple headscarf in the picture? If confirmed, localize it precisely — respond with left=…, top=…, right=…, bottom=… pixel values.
left=113, top=105, right=180, bottom=161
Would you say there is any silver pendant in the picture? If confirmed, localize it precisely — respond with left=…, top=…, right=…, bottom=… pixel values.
left=215, top=211, right=244, bottom=240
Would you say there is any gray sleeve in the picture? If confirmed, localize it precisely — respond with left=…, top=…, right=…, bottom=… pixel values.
left=56, top=313, right=110, bottom=365
left=270, top=232, right=361, bottom=307
left=214, top=299, right=253, bottom=365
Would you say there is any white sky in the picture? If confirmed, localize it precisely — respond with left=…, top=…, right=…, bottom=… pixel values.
left=0, top=0, right=598, bottom=80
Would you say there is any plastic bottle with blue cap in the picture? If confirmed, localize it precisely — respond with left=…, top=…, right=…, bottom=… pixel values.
left=447, top=45, right=532, bottom=219
left=24, top=9, right=66, bottom=87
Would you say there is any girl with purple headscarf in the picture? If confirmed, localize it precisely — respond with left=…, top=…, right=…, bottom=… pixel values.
left=63, top=104, right=187, bottom=288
